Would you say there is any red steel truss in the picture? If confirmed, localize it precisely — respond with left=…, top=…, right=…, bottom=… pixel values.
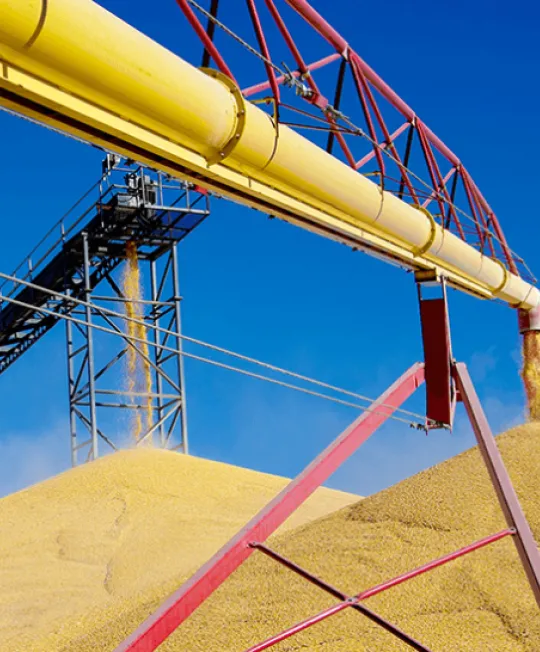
left=172, top=0, right=534, bottom=282
left=109, top=6, right=540, bottom=649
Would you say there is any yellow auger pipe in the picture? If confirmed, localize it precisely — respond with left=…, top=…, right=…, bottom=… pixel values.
left=0, top=0, right=538, bottom=311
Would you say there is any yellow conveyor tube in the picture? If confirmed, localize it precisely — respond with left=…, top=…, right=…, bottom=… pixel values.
left=0, top=0, right=538, bottom=310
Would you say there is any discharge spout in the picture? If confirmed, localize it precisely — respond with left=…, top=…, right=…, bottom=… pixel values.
left=0, top=0, right=538, bottom=315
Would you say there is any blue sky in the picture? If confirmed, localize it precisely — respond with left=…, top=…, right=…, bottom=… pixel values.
left=0, top=0, right=538, bottom=498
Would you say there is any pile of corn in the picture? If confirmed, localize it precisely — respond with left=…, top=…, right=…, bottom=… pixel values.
left=0, top=449, right=357, bottom=651
left=2, top=424, right=540, bottom=651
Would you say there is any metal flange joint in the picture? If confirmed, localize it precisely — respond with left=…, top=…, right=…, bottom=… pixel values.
left=201, top=67, right=247, bottom=166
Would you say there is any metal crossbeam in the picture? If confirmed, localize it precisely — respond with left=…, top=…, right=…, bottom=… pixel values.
left=247, top=530, right=514, bottom=651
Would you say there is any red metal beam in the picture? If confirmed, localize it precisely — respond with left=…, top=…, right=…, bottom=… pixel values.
left=454, top=363, right=540, bottom=607
left=283, top=0, right=458, bottom=163
left=242, top=53, right=340, bottom=97
left=264, top=0, right=318, bottom=94
left=174, top=0, right=236, bottom=82
left=245, top=601, right=350, bottom=652
left=350, top=56, right=386, bottom=177
left=355, top=528, right=514, bottom=600
left=114, top=363, right=425, bottom=651
left=415, top=122, right=458, bottom=231
left=355, top=121, right=409, bottom=170
left=460, top=168, right=492, bottom=254
left=421, top=166, right=456, bottom=210
left=246, top=0, right=281, bottom=104
left=261, top=0, right=356, bottom=168
left=461, top=170, right=518, bottom=274
left=350, top=53, right=418, bottom=201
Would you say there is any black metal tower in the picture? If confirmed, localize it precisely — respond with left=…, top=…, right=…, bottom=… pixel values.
left=0, top=156, right=211, bottom=463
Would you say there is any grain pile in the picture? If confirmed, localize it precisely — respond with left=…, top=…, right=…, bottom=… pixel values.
left=0, top=449, right=357, bottom=651
left=28, top=422, right=540, bottom=652
left=2, top=424, right=540, bottom=651
left=157, top=422, right=538, bottom=652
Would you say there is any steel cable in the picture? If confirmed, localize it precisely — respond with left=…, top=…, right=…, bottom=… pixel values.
left=0, top=270, right=433, bottom=428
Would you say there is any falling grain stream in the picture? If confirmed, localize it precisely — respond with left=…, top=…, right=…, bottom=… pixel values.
left=121, top=241, right=153, bottom=443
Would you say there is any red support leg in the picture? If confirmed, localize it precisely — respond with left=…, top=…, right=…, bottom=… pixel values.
left=454, top=363, right=540, bottom=607
left=114, top=363, right=425, bottom=651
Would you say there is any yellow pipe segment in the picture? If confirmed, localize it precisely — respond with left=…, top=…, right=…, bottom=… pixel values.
left=0, top=0, right=538, bottom=310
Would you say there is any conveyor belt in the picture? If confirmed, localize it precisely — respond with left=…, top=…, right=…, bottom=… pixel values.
left=0, top=169, right=209, bottom=373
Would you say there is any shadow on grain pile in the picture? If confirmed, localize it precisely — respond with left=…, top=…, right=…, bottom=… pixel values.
left=3, top=424, right=540, bottom=651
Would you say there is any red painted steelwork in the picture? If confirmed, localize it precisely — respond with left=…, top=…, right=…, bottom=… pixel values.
left=253, top=543, right=433, bottom=652
left=355, top=121, right=409, bottom=170
left=418, top=286, right=453, bottom=427
left=242, top=53, right=340, bottom=97
left=246, top=0, right=281, bottom=104
left=246, top=530, right=514, bottom=651
left=422, top=167, right=456, bottom=210
left=173, top=0, right=235, bottom=81
left=355, top=528, right=514, bottom=601
left=349, top=56, right=386, bottom=178
left=175, top=0, right=532, bottom=279
left=245, top=601, right=351, bottom=652
left=264, top=0, right=356, bottom=167
left=353, top=60, right=417, bottom=200
left=455, top=363, right=540, bottom=607
left=114, top=363, right=425, bottom=651
left=282, top=0, right=523, bottom=274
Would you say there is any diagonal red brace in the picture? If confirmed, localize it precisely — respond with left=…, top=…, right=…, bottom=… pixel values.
left=253, top=543, right=432, bottom=652
left=115, top=363, right=425, bottom=651
left=246, top=529, right=514, bottom=651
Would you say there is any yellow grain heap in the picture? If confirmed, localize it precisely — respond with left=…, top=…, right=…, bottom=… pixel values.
left=0, top=449, right=357, bottom=651
left=2, top=424, right=540, bottom=651
left=121, top=241, right=154, bottom=443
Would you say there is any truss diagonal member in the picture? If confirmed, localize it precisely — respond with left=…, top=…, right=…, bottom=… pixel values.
left=251, top=543, right=432, bottom=652
left=245, top=601, right=350, bottom=652
left=246, top=0, right=281, bottom=105
left=355, top=121, right=409, bottom=170
left=113, top=362, right=425, bottom=651
left=73, top=408, right=118, bottom=451
left=98, top=310, right=181, bottom=394
left=242, top=53, right=340, bottom=98
left=261, top=0, right=355, bottom=168
left=175, top=0, right=235, bottom=81
left=246, top=529, right=514, bottom=651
